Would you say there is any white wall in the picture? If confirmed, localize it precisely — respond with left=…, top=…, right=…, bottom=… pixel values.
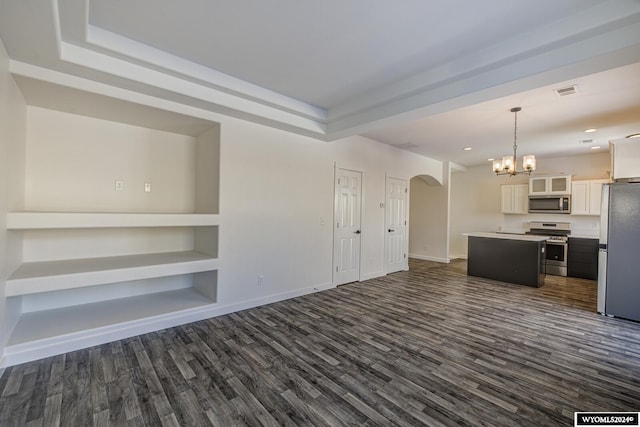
left=0, top=38, right=26, bottom=360
left=24, top=107, right=198, bottom=213
left=218, top=120, right=442, bottom=305
left=1, top=65, right=443, bottom=366
left=449, top=165, right=508, bottom=259
left=408, top=165, right=450, bottom=263
left=450, top=152, right=610, bottom=258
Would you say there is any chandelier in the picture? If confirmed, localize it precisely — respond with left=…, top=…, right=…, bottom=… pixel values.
left=492, top=107, right=536, bottom=176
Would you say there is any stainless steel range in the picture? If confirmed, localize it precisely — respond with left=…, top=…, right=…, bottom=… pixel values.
left=526, top=221, right=571, bottom=276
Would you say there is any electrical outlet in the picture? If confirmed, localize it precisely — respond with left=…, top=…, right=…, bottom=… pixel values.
left=115, top=180, right=124, bottom=191
left=257, top=275, right=264, bottom=286
left=144, top=183, right=151, bottom=193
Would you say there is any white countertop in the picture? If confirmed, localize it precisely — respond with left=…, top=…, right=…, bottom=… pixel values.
left=463, top=232, right=549, bottom=242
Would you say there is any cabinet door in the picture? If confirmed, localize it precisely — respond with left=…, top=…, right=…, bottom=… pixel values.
left=514, top=184, right=529, bottom=214
left=548, top=175, right=571, bottom=195
left=501, top=185, right=514, bottom=213
left=567, top=237, right=599, bottom=280
left=571, top=181, right=590, bottom=215
left=612, top=140, right=640, bottom=180
left=529, top=177, right=547, bottom=195
left=571, top=180, right=607, bottom=216
left=588, top=180, right=607, bottom=215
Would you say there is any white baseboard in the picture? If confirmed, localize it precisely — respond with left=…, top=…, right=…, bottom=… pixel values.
left=0, top=281, right=335, bottom=368
left=408, top=253, right=450, bottom=263
left=208, top=281, right=335, bottom=318
left=360, top=270, right=385, bottom=281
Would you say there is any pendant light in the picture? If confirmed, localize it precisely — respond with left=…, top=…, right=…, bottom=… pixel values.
left=492, top=107, right=536, bottom=176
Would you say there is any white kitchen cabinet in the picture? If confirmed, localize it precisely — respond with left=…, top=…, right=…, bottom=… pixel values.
left=529, top=175, right=572, bottom=195
left=3, top=87, right=221, bottom=367
left=611, top=139, right=640, bottom=180
left=571, top=179, right=608, bottom=215
left=501, top=184, right=528, bottom=214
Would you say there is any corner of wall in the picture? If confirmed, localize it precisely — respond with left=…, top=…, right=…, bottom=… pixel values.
left=0, top=36, right=27, bottom=359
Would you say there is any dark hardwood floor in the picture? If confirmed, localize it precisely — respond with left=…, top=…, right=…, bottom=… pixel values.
left=1, top=259, right=639, bottom=426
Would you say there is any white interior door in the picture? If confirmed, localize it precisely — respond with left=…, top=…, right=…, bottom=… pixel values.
left=334, top=168, right=362, bottom=285
left=385, top=177, right=407, bottom=274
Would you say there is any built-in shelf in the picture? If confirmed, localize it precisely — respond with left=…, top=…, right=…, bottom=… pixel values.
left=7, top=251, right=219, bottom=297
left=2, top=85, right=221, bottom=368
left=6, top=212, right=220, bottom=229
left=6, top=288, right=214, bottom=348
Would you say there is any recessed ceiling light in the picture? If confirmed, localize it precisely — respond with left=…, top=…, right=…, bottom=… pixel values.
left=626, top=133, right=640, bottom=139
left=488, top=158, right=495, bottom=162
left=463, top=147, right=472, bottom=151
left=591, top=146, right=601, bottom=150
left=584, top=128, right=597, bottom=133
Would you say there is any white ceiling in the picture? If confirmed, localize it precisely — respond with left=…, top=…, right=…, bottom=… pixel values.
left=88, top=0, right=596, bottom=109
left=364, top=62, right=640, bottom=165
left=1, top=0, right=640, bottom=167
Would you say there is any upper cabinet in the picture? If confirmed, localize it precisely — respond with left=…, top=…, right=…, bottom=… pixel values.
left=501, top=184, right=528, bottom=214
left=529, top=175, right=572, bottom=195
left=611, top=140, right=640, bottom=180
left=571, top=179, right=608, bottom=216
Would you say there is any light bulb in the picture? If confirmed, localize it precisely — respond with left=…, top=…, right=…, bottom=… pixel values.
left=523, top=155, right=536, bottom=171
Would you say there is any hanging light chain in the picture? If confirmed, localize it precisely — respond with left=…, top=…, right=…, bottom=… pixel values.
left=493, top=106, right=534, bottom=176
left=513, top=107, right=518, bottom=157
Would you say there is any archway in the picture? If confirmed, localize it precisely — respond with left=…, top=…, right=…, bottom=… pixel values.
left=407, top=174, right=449, bottom=270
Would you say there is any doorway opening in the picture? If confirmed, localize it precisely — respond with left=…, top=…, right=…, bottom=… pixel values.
left=407, top=174, right=448, bottom=271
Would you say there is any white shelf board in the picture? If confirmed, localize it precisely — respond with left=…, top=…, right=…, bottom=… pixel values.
left=6, top=288, right=214, bottom=347
left=7, top=251, right=219, bottom=297
left=6, top=212, right=220, bottom=229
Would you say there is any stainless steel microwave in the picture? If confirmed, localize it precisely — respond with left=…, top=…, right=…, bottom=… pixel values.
left=528, top=195, right=571, bottom=214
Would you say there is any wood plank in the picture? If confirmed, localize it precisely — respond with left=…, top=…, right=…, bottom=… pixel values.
left=1, top=259, right=640, bottom=426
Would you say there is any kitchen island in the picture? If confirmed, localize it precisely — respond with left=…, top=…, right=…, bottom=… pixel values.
left=465, top=232, right=547, bottom=287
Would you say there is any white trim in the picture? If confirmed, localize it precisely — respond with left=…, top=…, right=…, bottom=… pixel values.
left=408, top=253, right=451, bottom=264
left=86, top=25, right=327, bottom=122
left=6, top=252, right=219, bottom=297
left=360, top=271, right=386, bottom=281
left=9, top=61, right=228, bottom=125
left=49, top=0, right=329, bottom=135
left=444, top=162, right=453, bottom=266
left=60, top=42, right=327, bottom=135
left=384, top=175, right=409, bottom=274
left=6, top=212, right=220, bottom=229
left=0, top=281, right=334, bottom=368
left=332, top=167, right=364, bottom=286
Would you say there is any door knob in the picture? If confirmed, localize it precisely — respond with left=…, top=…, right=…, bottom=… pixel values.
left=388, top=228, right=395, bottom=232
left=354, top=230, right=361, bottom=234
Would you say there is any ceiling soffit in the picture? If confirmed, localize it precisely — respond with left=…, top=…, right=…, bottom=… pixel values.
left=3, top=0, right=640, bottom=141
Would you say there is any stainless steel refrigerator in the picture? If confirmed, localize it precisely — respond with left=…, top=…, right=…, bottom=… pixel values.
left=598, top=182, right=640, bottom=322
